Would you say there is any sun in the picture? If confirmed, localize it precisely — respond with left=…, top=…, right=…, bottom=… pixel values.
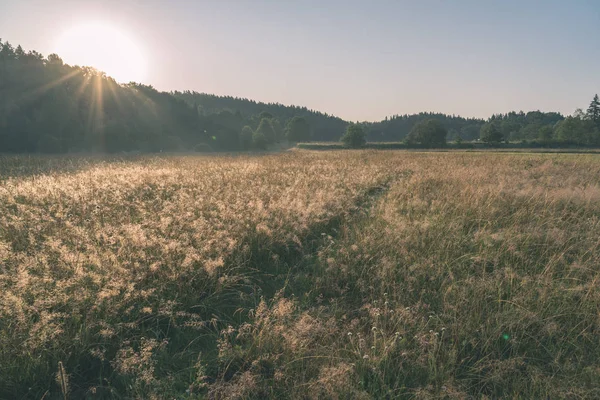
left=55, top=22, right=147, bottom=83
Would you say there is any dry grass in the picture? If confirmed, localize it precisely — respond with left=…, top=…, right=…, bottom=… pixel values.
left=1, top=151, right=600, bottom=398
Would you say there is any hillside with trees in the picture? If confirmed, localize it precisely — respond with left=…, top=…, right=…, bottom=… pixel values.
left=0, top=40, right=202, bottom=153
left=1, top=40, right=599, bottom=153
left=0, top=40, right=346, bottom=153
left=173, top=91, right=347, bottom=142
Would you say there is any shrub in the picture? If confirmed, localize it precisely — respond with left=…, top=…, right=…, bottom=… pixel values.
left=341, top=124, right=366, bottom=148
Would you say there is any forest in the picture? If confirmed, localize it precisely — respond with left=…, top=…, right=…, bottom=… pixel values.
left=1, top=39, right=599, bottom=153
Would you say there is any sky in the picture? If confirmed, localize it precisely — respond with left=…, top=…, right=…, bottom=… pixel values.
left=1, top=0, right=599, bottom=121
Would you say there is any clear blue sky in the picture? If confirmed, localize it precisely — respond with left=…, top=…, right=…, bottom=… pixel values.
left=1, top=0, right=599, bottom=121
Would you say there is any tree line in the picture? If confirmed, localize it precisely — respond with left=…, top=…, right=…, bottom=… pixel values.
left=1, top=40, right=598, bottom=153
left=341, top=97, right=599, bottom=149
left=0, top=40, right=324, bottom=153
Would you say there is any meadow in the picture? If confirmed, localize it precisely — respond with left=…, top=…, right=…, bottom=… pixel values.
left=1, top=150, right=600, bottom=399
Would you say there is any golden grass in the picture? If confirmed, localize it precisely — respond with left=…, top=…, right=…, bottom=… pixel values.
left=1, top=151, right=600, bottom=398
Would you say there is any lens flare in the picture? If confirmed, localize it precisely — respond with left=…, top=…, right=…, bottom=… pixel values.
left=55, top=22, right=147, bottom=83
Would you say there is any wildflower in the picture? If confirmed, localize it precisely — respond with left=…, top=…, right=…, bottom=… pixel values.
left=347, top=332, right=352, bottom=337
left=363, top=355, right=369, bottom=360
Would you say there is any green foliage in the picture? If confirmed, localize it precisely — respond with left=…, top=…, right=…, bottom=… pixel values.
left=480, top=122, right=504, bottom=145
left=285, top=116, right=311, bottom=142
left=587, top=94, right=600, bottom=125
left=538, top=125, right=554, bottom=143
left=405, top=119, right=448, bottom=147
left=490, top=111, right=564, bottom=142
left=240, top=126, right=254, bottom=149
left=175, top=91, right=348, bottom=142
left=341, top=124, right=366, bottom=148
left=555, top=116, right=600, bottom=146
left=259, top=111, right=274, bottom=120
left=255, top=118, right=277, bottom=144
left=252, top=130, right=268, bottom=149
left=270, top=119, right=284, bottom=143
left=369, top=112, right=482, bottom=142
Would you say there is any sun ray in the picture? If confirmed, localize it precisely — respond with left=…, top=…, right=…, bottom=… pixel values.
left=85, top=75, right=105, bottom=140
left=105, top=78, right=126, bottom=115
left=18, top=69, right=81, bottom=103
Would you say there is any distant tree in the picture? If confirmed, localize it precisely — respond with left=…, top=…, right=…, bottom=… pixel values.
left=271, top=119, right=284, bottom=142
left=341, top=124, right=366, bottom=148
left=555, top=116, right=587, bottom=144
left=240, top=126, right=254, bottom=149
left=46, top=54, right=64, bottom=66
left=255, top=118, right=277, bottom=143
left=587, top=94, right=600, bottom=126
left=480, top=122, right=504, bottom=145
left=0, top=40, right=14, bottom=59
left=285, top=116, right=311, bottom=142
left=460, top=125, right=481, bottom=141
left=447, top=128, right=459, bottom=141
left=554, top=111, right=600, bottom=146
left=406, top=119, right=447, bottom=147
left=519, top=123, right=543, bottom=141
left=259, top=111, right=274, bottom=120
left=500, top=120, right=521, bottom=141
left=14, top=45, right=25, bottom=59
left=252, top=130, right=268, bottom=150
left=538, top=125, right=554, bottom=143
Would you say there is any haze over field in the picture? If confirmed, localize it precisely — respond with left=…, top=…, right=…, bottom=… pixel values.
left=1, top=0, right=599, bottom=121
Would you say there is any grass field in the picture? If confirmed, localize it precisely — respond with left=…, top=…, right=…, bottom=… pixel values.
left=1, top=150, right=600, bottom=399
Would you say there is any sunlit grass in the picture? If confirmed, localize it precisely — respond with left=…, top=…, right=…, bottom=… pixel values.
left=1, top=151, right=600, bottom=398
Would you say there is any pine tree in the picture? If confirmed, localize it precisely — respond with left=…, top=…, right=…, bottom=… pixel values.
left=587, top=94, right=600, bottom=126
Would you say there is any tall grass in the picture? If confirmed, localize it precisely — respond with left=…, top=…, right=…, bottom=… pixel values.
left=1, top=151, right=600, bottom=398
